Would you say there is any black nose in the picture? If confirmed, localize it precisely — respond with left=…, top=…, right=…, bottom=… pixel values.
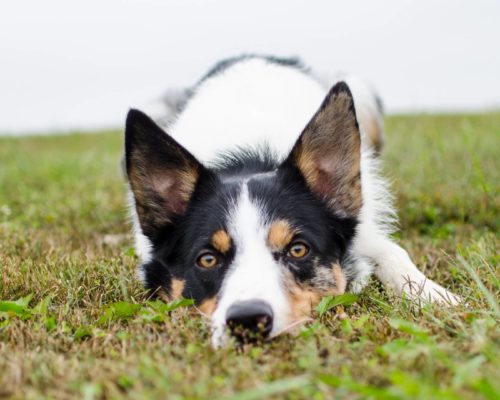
left=226, top=300, right=273, bottom=342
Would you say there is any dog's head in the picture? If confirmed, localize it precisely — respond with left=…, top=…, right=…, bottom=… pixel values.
left=125, top=82, right=363, bottom=346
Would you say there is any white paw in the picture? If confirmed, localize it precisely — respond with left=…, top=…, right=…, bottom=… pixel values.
left=401, top=277, right=461, bottom=306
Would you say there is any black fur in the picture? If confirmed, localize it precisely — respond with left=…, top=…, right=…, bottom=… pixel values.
left=136, top=140, right=358, bottom=303
left=143, top=177, right=239, bottom=303
left=198, top=54, right=308, bottom=85
left=212, top=145, right=280, bottom=177
left=248, top=160, right=358, bottom=284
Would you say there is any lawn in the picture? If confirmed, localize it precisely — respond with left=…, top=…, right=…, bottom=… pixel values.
left=0, top=113, right=499, bottom=399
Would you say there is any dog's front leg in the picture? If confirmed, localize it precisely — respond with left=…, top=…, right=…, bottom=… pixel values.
left=354, top=231, right=461, bottom=305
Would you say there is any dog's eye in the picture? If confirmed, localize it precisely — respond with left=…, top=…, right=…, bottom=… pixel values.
left=287, top=242, right=309, bottom=259
left=196, top=252, right=219, bottom=269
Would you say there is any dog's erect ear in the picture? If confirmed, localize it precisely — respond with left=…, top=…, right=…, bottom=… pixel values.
left=282, top=82, right=362, bottom=217
left=125, top=109, right=207, bottom=239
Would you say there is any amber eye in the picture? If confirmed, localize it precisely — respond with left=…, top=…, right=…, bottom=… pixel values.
left=287, top=242, right=309, bottom=259
left=196, top=252, right=219, bottom=268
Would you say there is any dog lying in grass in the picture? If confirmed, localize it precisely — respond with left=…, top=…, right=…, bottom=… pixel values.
left=124, top=55, right=460, bottom=347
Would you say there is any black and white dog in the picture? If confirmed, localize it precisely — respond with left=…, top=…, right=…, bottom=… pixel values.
left=124, top=55, right=459, bottom=347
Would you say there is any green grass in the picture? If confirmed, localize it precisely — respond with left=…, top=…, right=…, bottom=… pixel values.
left=1, top=113, right=499, bottom=399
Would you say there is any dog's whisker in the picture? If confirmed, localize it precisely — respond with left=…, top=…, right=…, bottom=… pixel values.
left=192, top=305, right=213, bottom=320
left=270, top=317, right=314, bottom=338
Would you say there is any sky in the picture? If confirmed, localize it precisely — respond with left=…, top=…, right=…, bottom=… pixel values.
left=0, top=0, right=499, bottom=134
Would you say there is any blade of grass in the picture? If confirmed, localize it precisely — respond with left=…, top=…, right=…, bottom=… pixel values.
left=224, top=375, right=312, bottom=400
left=457, top=255, right=500, bottom=318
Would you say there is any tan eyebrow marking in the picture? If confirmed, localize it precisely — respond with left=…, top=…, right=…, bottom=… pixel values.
left=211, top=230, right=231, bottom=254
left=267, top=219, right=296, bottom=251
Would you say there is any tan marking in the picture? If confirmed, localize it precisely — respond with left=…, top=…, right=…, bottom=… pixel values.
left=288, top=282, right=322, bottom=320
left=211, top=230, right=231, bottom=254
left=267, top=220, right=295, bottom=251
left=177, top=167, right=199, bottom=203
left=285, top=263, right=347, bottom=320
left=363, top=116, right=384, bottom=154
left=170, top=278, right=185, bottom=299
left=356, top=107, right=384, bottom=154
left=331, top=263, right=347, bottom=294
left=295, top=144, right=319, bottom=189
left=198, top=297, right=217, bottom=316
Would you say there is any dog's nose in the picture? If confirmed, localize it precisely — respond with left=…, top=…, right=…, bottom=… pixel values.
left=225, top=300, right=273, bottom=342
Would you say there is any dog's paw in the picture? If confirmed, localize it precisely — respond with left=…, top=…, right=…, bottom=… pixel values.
left=402, top=278, right=462, bottom=306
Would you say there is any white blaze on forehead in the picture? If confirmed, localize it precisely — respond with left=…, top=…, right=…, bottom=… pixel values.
left=211, top=182, right=290, bottom=347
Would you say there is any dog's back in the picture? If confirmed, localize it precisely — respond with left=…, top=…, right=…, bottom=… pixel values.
left=149, top=55, right=384, bottom=161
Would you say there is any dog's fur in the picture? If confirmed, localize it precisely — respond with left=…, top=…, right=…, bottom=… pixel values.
left=125, top=55, right=460, bottom=347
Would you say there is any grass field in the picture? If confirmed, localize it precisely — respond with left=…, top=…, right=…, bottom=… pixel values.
left=0, top=113, right=499, bottom=399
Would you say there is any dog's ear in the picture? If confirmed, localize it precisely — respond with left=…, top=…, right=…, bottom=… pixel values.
left=125, top=109, right=209, bottom=239
left=281, top=82, right=362, bottom=217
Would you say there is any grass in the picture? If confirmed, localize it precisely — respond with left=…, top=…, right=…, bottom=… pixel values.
left=0, top=113, right=499, bottom=399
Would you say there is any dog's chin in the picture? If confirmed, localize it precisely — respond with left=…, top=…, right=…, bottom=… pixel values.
left=210, top=324, right=228, bottom=349
left=210, top=317, right=313, bottom=349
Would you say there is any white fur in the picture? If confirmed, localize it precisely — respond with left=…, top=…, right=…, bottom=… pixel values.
left=170, top=59, right=327, bottom=165
left=211, top=183, right=290, bottom=347
left=132, top=57, right=460, bottom=345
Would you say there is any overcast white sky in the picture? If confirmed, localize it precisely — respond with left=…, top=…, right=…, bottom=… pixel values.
left=1, top=0, right=499, bottom=134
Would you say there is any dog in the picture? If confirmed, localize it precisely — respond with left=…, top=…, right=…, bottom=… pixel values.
left=124, top=55, right=460, bottom=347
